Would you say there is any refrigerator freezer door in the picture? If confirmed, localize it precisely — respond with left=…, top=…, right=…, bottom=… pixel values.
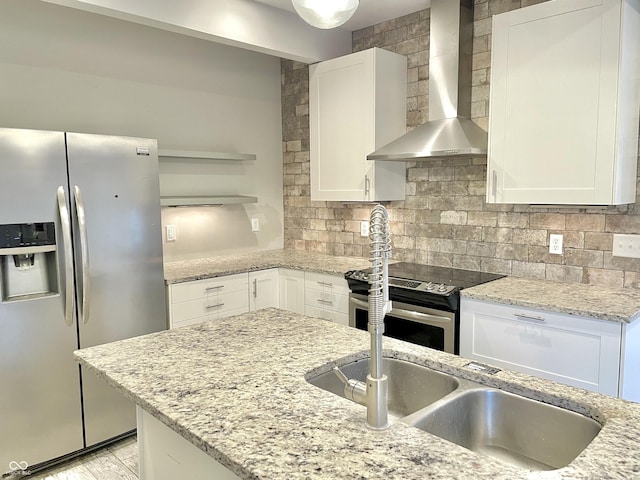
left=66, top=133, right=167, bottom=447
left=0, top=128, right=84, bottom=469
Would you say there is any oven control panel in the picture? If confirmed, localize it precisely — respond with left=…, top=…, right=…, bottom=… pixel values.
left=345, top=270, right=458, bottom=296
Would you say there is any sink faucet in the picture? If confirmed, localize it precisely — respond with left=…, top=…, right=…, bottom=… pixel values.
left=334, top=204, right=392, bottom=430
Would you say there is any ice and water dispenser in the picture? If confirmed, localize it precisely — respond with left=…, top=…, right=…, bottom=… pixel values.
left=0, top=223, right=59, bottom=301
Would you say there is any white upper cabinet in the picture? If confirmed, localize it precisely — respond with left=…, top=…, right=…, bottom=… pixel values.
left=310, top=48, right=407, bottom=202
left=487, top=0, right=640, bottom=205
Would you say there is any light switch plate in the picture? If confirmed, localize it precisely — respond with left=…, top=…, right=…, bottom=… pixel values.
left=166, top=225, right=176, bottom=242
left=360, top=221, right=369, bottom=237
left=251, top=218, right=260, bottom=232
left=613, top=234, right=640, bottom=258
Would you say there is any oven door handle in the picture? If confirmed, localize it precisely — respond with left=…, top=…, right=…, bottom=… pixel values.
left=350, top=297, right=453, bottom=325
left=351, top=297, right=370, bottom=309
left=395, top=309, right=452, bottom=325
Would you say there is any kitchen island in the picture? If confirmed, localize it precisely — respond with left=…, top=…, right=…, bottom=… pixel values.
left=75, top=308, right=640, bottom=479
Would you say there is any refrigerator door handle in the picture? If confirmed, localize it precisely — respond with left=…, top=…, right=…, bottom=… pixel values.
left=74, top=185, right=91, bottom=325
left=56, top=186, right=75, bottom=327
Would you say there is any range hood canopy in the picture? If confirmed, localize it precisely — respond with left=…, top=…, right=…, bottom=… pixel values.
left=368, top=0, right=487, bottom=161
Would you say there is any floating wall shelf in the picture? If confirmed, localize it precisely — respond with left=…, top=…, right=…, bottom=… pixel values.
left=160, top=195, right=258, bottom=207
left=158, top=150, right=256, bottom=161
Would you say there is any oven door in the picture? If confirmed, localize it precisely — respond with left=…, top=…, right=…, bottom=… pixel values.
left=349, top=293, right=457, bottom=354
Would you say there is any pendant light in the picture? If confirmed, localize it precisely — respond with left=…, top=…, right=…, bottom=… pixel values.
left=291, top=0, right=359, bottom=29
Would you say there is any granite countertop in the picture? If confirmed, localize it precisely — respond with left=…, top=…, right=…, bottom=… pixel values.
left=76, top=308, right=640, bottom=479
left=463, top=276, right=640, bottom=324
left=165, top=249, right=640, bottom=324
left=164, top=249, right=370, bottom=284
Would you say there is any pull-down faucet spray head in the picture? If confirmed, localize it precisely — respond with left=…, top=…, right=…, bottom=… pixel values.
left=333, top=204, right=392, bottom=430
left=366, top=204, right=392, bottom=430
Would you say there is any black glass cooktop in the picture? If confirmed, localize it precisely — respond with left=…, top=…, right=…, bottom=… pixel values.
left=345, top=262, right=505, bottom=311
left=384, top=262, right=505, bottom=290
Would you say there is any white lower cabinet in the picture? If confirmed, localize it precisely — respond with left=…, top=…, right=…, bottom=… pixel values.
left=167, top=268, right=350, bottom=328
left=460, top=298, right=638, bottom=399
left=304, top=271, right=350, bottom=326
left=249, top=269, right=279, bottom=311
left=167, top=273, right=249, bottom=328
left=278, top=268, right=305, bottom=314
left=137, top=407, right=240, bottom=480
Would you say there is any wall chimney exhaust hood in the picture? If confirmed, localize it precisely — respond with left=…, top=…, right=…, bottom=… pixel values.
left=367, top=0, right=487, bottom=161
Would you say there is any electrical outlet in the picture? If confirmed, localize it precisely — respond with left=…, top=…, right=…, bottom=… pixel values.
left=251, top=217, right=260, bottom=232
left=166, top=225, right=176, bottom=242
left=549, top=234, right=563, bottom=254
left=360, top=221, right=369, bottom=237
left=613, top=234, right=640, bottom=259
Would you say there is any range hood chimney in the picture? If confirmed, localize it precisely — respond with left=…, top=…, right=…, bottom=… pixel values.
left=367, top=0, right=487, bottom=161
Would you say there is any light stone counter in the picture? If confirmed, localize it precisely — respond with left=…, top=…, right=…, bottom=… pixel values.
left=165, top=250, right=640, bottom=324
left=462, top=276, right=640, bottom=323
left=76, top=308, right=640, bottom=479
left=164, top=249, right=370, bottom=284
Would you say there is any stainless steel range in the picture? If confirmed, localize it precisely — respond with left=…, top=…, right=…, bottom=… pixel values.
left=345, top=262, right=504, bottom=354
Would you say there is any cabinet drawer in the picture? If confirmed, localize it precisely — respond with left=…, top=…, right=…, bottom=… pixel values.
left=170, top=273, right=248, bottom=304
left=461, top=298, right=621, bottom=396
left=171, top=290, right=248, bottom=323
left=304, top=288, right=349, bottom=314
left=171, top=315, right=209, bottom=329
left=305, top=305, right=349, bottom=326
left=218, top=290, right=250, bottom=313
left=304, top=272, right=349, bottom=296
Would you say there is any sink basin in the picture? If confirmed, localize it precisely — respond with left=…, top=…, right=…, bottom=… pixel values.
left=307, top=357, right=459, bottom=417
left=410, top=388, right=602, bottom=471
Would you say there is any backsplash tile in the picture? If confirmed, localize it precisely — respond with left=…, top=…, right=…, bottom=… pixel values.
left=281, top=0, right=640, bottom=288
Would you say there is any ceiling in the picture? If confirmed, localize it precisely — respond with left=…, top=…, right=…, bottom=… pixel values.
left=41, top=0, right=431, bottom=62
left=253, top=0, right=431, bottom=31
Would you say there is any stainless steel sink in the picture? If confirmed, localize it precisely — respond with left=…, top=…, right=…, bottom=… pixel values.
left=307, top=357, right=459, bottom=417
left=409, top=388, right=602, bottom=471
left=308, top=357, right=602, bottom=471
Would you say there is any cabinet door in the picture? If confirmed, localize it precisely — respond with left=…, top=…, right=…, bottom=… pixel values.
left=460, top=298, right=622, bottom=396
left=138, top=407, right=241, bottom=480
left=487, top=0, right=639, bottom=205
left=310, top=48, right=407, bottom=202
left=278, top=268, right=305, bottom=314
left=249, top=269, right=279, bottom=311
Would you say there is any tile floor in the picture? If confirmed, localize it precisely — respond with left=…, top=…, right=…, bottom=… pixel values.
left=26, top=437, right=138, bottom=480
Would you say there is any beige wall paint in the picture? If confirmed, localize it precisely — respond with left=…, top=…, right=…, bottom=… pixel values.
left=281, top=0, right=640, bottom=289
left=0, top=0, right=284, bottom=262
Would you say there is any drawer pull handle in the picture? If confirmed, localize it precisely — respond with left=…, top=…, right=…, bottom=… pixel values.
left=206, top=303, right=225, bottom=309
left=206, top=286, right=224, bottom=292
left=514, top=313, right=545, bottom=322
left=317, top=281, right=333, bottom=287
left=317, top=299, right=333, bottom=306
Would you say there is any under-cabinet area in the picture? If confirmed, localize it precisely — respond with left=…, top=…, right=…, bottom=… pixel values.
left=461, top=297, right=640, bottom=401
left=166, top=268, right=349, bottom=328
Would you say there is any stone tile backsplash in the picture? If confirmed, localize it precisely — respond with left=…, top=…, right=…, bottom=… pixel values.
left=281, top=0, right=640, bottom=289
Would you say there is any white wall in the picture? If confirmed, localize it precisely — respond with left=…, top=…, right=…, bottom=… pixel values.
left=0, top=0, right=284, bottom=261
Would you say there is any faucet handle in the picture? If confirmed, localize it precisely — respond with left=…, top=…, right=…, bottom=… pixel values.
left=333, top=367, right=367, bottom=405
left=333, top=366, right=350, bottom=385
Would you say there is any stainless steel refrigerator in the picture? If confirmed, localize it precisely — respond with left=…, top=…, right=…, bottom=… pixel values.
left=0, top=128, right=166, bottom=474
